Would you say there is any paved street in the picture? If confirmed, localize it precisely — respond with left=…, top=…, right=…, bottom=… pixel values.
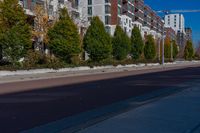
left=77, top=80, right=200, bottom=133
left=0, top=65, right=200, bottom=133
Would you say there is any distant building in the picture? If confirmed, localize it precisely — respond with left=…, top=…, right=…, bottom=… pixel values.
left=164, top=27, right=176, bottom=41
left=185, top=27, right=192, bottom=41
left=164, top=13, right=188, bottom=49
left=164, top=14, right=185, bottom=34
left=177, top=31, right=187, bottom=49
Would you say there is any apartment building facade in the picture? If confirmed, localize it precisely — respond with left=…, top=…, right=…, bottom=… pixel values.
left=120, top=0, right=134, bottom=36
left=164, top=14, right=187, bottom=48
left=133, top=0, right=144, bottom=29
left=164, top=14, right=185, bottom=34
left=79, top=0, right=122, bottom=35
left=20, top=0, right=81, bottom=23
left=121, top=0, right=164, bottom=39
left=80, top=0, right=164, bottom=39
left=19, top=0, right=164, bottom=40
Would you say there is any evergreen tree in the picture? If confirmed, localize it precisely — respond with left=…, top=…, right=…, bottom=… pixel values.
left=131, top=26, right=144, bottom=60
left=83, top=17, right=112, bottom=62
left=48, top=8, right=81, bottom=63
left=144, top=35, right=156, bottom=60
left=164, top=36, right=171, bottom=59
left=0, top=0, right=31, bottom=65
left=172, top=40, right=178, bottom=58
left=184, top=40, right=194, bottom=60
left=195, top=41, right=200, bottom=59
left=112, top=25, right=131, bottom=60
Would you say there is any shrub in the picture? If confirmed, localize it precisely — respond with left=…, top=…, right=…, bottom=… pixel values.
left=23, top=50, right=64, bottom=69
left=23, top=50, right=42, bottom=68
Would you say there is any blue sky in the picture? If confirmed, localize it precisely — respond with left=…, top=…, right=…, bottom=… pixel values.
left=144, top=0, right=200, bottom=46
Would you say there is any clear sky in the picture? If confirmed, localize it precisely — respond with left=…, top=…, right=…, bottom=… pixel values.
left=144, top=0, right=200, bottom=46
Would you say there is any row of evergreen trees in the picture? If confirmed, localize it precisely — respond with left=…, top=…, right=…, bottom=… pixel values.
left=52, top=14, right=160, bottom=63
left=83, top=17, right=152, bottom=62
left=0, top=0, right=195, bottom=68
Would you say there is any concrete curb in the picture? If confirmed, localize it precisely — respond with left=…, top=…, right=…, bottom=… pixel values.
left=0, top=61, right=199, bottom=77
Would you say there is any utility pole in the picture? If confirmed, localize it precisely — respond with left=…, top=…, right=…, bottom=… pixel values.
left=158, top=38, right=161, bottom=61
left=162, top=35, right=165, bottom=65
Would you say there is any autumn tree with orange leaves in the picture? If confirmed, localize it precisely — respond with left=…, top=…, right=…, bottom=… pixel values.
left=32, top=5, right=53, bottom=54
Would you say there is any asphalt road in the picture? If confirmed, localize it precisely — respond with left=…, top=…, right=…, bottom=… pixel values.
left=0, top=65, right=200, bottom=133
left=77, top=79, right=200, bottom=133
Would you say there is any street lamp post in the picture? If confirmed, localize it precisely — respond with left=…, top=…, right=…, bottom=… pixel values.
left=162, top=35, right=166, bottom=65
left=158, top=38, right=161, bottom=61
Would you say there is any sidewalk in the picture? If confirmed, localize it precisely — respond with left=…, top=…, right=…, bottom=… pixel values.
left=0, top=61, right=200, bottom=84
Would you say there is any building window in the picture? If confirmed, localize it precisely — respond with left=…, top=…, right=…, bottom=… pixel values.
left=88, top=0, right=92, bottom=5
left=105, top=16, right=111, bottom=25
left=88, top=7, right=92, bottom=15
left=105, top=0, right=110, bottom=3
left=118, top=17, right=121, bottom=25
left=105, top=5, right=111, bottom=14
left=128, top=12, right=132, bottom=18
left=124, top=27, right=127, bottom=33
left=88, top=17, right=92, bottom=22
left=105, top=26, right=111, bottom=34
left=118, top=0, right=121, bottom=5
left=132, top=6, right=134, bottom=12
left=74, top=0, right=79, bottom=7
left=48, top=5, right=53, bottom=15
left=129, top=20, right=131, bottom=27
left=118, top=7, right=121, bottom=15
left=128, top=3, right=131, bottom=11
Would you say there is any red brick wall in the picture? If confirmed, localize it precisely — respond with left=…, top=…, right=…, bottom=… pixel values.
left=111, top=0, right=118, bottom=25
